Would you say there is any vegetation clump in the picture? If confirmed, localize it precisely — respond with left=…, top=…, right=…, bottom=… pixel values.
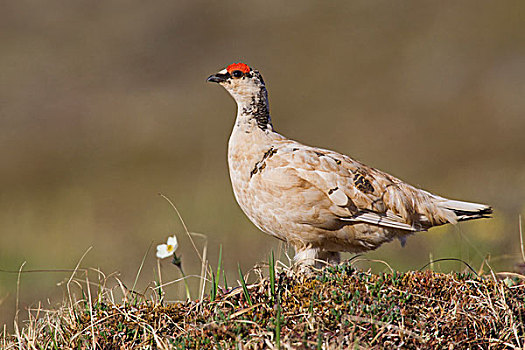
left=3, top=263, right=524, bottom=349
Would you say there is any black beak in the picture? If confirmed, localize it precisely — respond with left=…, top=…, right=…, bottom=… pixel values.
left=207, top=73, right=229, bottom=83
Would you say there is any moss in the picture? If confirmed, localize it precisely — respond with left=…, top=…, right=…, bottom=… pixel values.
left=5, top=263, right=525, bottom=349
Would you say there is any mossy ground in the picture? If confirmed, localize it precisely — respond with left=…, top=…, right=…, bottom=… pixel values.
left=3, top=263, right=524, bottom=349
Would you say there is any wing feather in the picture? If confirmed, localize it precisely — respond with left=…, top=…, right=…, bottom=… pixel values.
left=272, top=143, right=457, bottom=231
left=341, top=211, right=419, bottom=231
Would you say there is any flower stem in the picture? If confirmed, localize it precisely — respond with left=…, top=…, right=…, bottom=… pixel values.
left=173, top=254, right=191, bottom=300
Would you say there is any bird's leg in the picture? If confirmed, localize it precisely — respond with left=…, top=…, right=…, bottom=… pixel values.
left=294, top=247, right=318, bottom=267
left=317, top=250, right=341, bottom=266
left=294, top=247, right=341, bottom=269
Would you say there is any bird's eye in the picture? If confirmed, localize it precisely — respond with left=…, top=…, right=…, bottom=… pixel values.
left=232, top=70, right=243, bottom=78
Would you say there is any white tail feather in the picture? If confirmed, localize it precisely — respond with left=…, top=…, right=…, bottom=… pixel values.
left=435, top=198, right=492, bottom=221
left=440, top=199, right=488, bottom=212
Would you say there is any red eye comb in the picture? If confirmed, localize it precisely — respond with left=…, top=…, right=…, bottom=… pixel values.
left=227, top=62, right=251, bottom=74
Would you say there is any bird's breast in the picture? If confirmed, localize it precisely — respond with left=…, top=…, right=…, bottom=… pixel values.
left=227, top=125, right=290, bottom=238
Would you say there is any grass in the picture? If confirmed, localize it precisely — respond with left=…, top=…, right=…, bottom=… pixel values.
left=2, top=256, right=524, bottom=349
left=238, top=263, right=253, bottom=307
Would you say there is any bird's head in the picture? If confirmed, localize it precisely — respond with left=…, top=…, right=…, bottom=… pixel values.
left=207, top=63, right=266, bottom=105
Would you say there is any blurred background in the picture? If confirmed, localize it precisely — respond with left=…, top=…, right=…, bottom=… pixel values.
left=1, top=1, right=524, bottom=329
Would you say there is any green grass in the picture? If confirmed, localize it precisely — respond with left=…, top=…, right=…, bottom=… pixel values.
left=237, top=263, right=253, bottom=307
left=2, top=259, right=524, bottom=349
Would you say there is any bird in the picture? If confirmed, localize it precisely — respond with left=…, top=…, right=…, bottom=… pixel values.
left=207, top=62, right=492, bottom=268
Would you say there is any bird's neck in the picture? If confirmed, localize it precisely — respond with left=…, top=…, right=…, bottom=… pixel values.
left=234, top=87, right=273, bottom=132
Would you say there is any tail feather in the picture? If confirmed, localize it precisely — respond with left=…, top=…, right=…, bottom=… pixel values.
left=438, top=199, right=493, bottom=222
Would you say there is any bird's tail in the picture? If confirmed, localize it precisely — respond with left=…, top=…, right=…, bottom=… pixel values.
left=437, top=198, right=492, bottom=222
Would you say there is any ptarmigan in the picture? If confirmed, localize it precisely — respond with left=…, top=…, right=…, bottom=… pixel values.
left=207, top=62, right=492, bottom=267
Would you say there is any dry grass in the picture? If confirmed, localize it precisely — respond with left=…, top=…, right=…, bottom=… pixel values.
left=2, top=259, right=524, bottom=349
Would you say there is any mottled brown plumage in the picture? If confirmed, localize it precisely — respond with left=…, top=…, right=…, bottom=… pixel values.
left=207, top=63, right=492, bottom=267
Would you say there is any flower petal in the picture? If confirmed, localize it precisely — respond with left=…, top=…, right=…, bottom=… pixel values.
left=167, top=236, right=178, bottom=251
left=156, top=244, right=173, bottom=259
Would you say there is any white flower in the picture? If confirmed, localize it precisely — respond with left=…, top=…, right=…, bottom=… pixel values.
left=156, top=235, right=178, bottom=259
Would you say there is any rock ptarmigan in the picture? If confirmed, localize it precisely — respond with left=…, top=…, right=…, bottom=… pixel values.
left=207, top=62, right=492, bottom=267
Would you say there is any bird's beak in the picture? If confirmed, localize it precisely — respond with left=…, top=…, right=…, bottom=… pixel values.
left=206, top=73, right=229, bottom=83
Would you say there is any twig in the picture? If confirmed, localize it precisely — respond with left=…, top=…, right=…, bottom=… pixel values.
left=353, top=257, right=394, bottom=274
left=419, top=258, right=478, bottom=276
left=156, top=259, right=164, bottom=303
left=154, top=274, right=209, bottom=289
left=66, top=246, right=93, bottom=329
left=519, top=215, right=524, bottom=263
left=345, top=315, right=425, bottom=342
left=14, top=261, right=26, bottom=348
left=132, top=242, right=152, bottom=294
left=199, top=243, right=208, bottom=302
left=159, top=193, right=203, bottom=264
left=85, top=268, right=96, bottom=349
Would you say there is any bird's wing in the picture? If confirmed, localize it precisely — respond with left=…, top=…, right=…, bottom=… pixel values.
left=260, top=142, right=457, bottom=231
